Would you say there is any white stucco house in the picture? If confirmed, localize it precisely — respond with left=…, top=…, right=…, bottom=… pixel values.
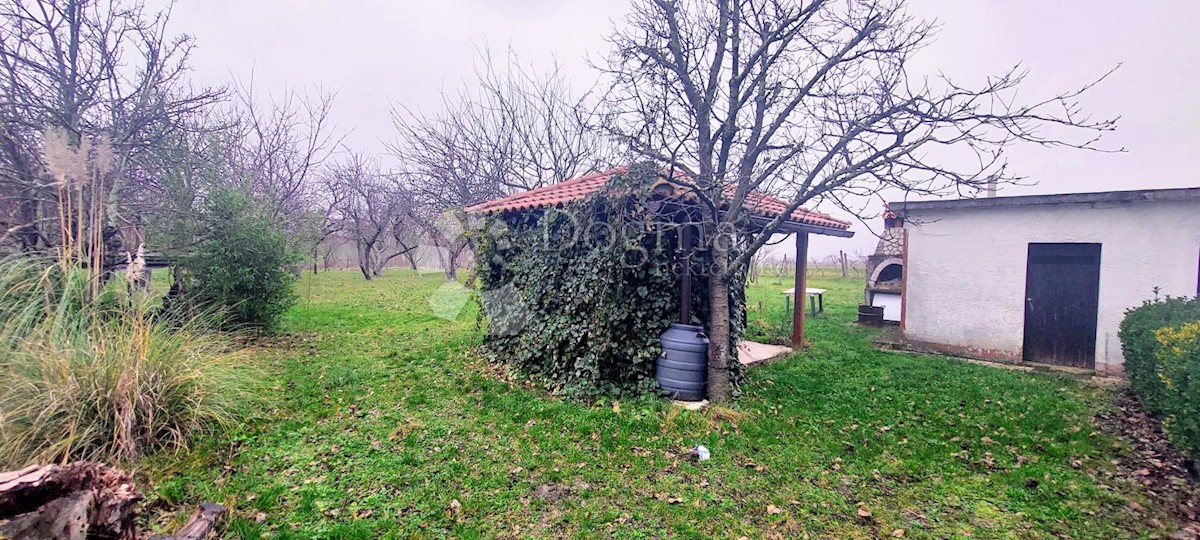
left=889, top=187, right=1200, bottom=375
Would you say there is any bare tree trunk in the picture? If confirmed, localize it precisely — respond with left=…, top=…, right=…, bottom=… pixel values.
left=706, top=242, right=732, bottom=403
left=356, top=242, right=373, bottom=280
left=371, top=244, right=383, bottom=276
left=322, top=244, right=334, bottom=271
left=434, top=242, right=458, bottom=281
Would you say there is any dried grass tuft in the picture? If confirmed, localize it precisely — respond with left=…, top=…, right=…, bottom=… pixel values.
left=0, top=258, right=253, bottom=467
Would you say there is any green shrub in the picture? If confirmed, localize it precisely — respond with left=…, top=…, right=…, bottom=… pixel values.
left=178, top=188, right=300, bottom=333
left=0, top=258, right=250, bottom=466
left=473, top=165, right=746, bottom=399
left=1118, top=295, right=1200, bottom=414
left=1152, top=321, right=1200, bottom=457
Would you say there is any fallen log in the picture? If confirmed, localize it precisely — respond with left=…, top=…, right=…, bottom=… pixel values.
left=0, top=462, right=141, bottom=540
left=148, top=502, right=226, bottom=540
left=0, top=463, right=225, bottom=540
left=0, top=491, right=94, bottom=540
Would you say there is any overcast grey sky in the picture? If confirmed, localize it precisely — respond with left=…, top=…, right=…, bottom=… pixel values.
left=159, top=0, right=1200, bottom=258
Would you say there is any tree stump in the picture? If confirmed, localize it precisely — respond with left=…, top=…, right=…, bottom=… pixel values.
left=0, top=462, right=141, bottom=539
left=0, top=463, right=225, bottom=540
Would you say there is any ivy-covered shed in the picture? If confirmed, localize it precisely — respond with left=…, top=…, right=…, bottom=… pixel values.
left=466, top=164, right=853, bottom=398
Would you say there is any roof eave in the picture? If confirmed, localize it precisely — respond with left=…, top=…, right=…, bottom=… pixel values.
left=747, top=215, right=854, bottom=237
left=890, top=186, right=1200, bottom=214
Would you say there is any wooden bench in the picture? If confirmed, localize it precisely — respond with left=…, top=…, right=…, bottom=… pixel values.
left=783, top=287, right=827, bottom=317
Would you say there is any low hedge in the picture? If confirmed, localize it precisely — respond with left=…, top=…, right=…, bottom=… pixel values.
left=1118, top=295, right=1200, bottom=457
left=1153, top=321, right=1200, bottom=457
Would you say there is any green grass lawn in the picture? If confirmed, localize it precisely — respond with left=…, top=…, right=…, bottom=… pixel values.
left=143, top=269, right=1175, bottom=539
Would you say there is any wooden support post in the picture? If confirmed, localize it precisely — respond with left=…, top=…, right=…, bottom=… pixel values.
left=792, top=232, right=809, bottom=348
left=679, top=224, right=693, bottom=324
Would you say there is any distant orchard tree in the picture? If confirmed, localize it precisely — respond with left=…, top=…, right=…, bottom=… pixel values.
left=324, top=153, right=418, bottom=280
left=389, top=48, right=615, bottom=280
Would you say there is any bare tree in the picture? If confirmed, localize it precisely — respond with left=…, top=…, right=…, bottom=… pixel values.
left=470, top=48, right=616, bottom=190
left=405, top=198, right=469, bottom=281
left=389, top=49, right=614, bottom=280
left=0, top=0, right=222, bottom=256
left=136, top=81, right=342, bottom=270
left=225, top=79, right=341, bottom=225
left=603, top=0, right=1119, bottom=402
left=307, top=177, right=345, bottom=274
left=325, top=153, right=418, bottom=280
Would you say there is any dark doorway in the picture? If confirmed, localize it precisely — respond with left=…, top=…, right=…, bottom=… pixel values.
left=1022, top=243, right=1102, bottom=368
left=877, top=263, right=903, bottom=283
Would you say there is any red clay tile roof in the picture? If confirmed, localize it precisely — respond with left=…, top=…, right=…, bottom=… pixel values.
left=465, top=166, right=852, bottom=231
left=735, top=190, right=852, bottom=230
left=465, top=167, right=630, bottom=215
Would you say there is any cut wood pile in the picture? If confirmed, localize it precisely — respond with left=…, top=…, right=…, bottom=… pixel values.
left=0, top=463, right=224, bottom=540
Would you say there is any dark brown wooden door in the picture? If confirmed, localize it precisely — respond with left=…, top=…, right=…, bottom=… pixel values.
left=1022, top=243, right=1101, bottom=368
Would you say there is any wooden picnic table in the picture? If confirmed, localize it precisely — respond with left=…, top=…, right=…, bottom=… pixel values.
left=783, top=287, right=827, bottom=317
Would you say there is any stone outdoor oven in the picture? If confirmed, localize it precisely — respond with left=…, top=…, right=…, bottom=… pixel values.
left=864, top=206, right=904, bottom=323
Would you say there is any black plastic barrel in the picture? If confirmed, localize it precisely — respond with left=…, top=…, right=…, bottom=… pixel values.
left=656, top=323, right=709, bottom=401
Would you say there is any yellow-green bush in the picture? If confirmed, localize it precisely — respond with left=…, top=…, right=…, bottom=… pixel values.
left=1118, top=296, right=1200, bottom=414
left=1152, top=321, right=1200, bottom=457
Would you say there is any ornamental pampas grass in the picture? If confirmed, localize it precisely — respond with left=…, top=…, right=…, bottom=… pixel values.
left=125, top=243, right=146, bottom=290
left=0, top=131, right=253, bottom=467
left=42, top=127, right=78, bottom=188
left=0, top=256, right=252, bottom=467
left=42, top=127, right=116, bottom=297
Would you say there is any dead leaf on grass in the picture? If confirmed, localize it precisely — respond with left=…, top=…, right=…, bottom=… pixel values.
left=654, top=492, right=684, bottom=504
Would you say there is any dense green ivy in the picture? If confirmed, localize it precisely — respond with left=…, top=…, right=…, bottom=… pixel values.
left=473, top=164, right=746, bottom=399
